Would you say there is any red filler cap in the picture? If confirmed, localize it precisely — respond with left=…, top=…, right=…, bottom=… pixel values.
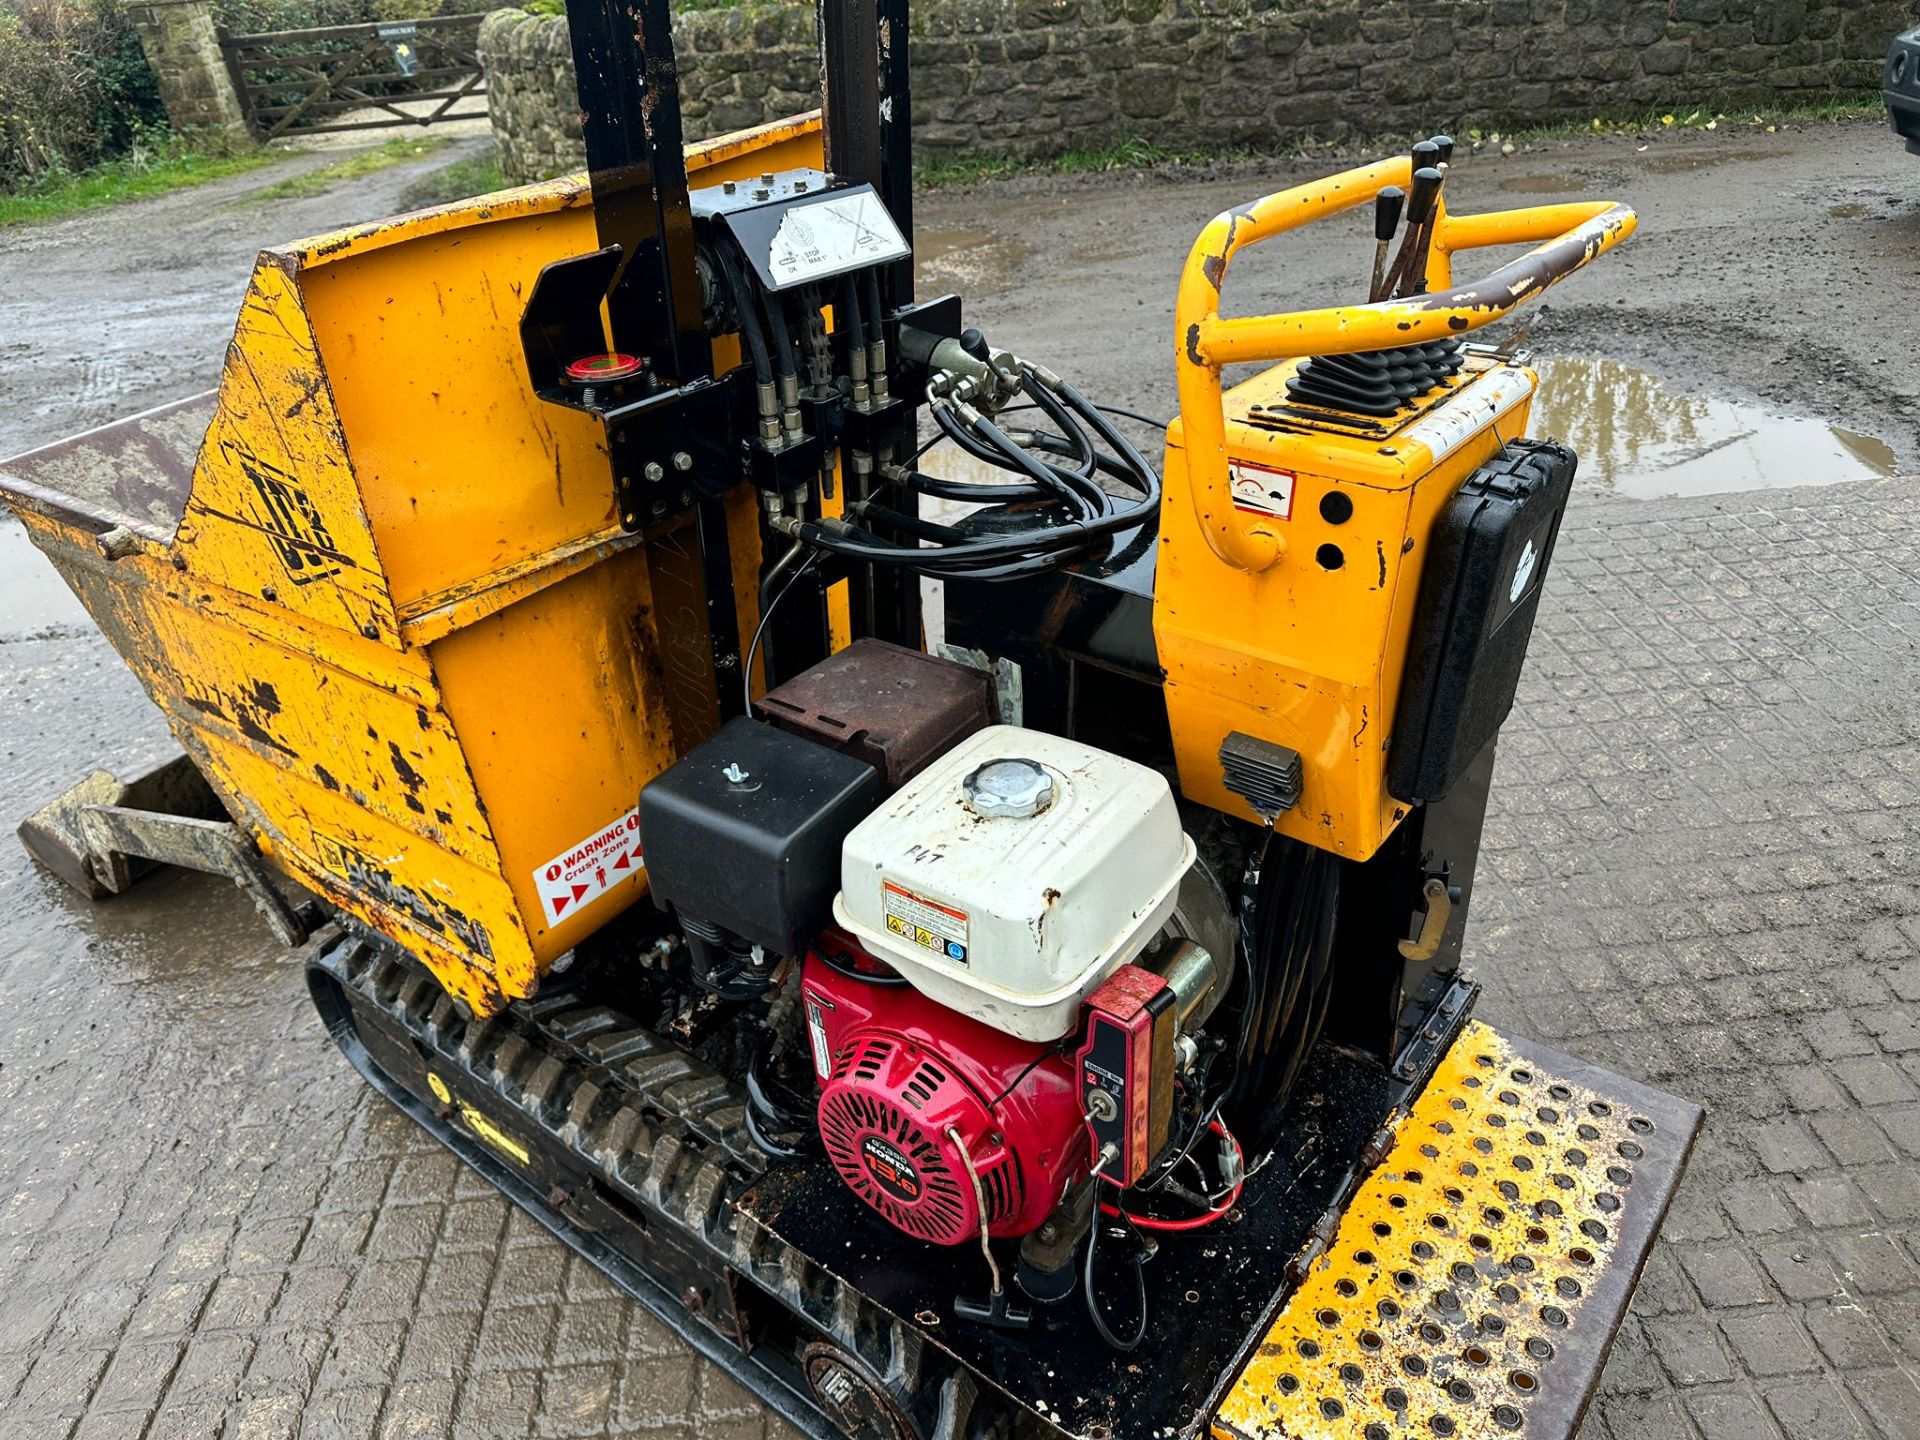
left=563, top=352, right=644, bottom=384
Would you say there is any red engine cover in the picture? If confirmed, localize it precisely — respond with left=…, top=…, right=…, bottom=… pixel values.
left=801, top=943, right=1086, bottom=1245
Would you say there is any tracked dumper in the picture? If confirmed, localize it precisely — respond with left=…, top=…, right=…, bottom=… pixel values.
left=4, top=4, right=1700, bottom=1437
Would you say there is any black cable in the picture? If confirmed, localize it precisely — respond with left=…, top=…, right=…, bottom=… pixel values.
left=982, top=1040, right=1070, bottom=1112
left=790, top=359, right=1159, bottom=583
left=1082, top=1203, right=1148, bottom=1351
left=742, top=546, right=819, bottom=715
left=744, top=1103, right=808, bottom=1160
left=836, top=273, right=865, bottom=368
left=863, top=267, right=884, bottom=344
left=1094, top=402, right=1170, bottom=430
left=743, top=1033, right=815, bottom=1160
left=852, top=501, right=975, bottom=546
left=901, top=470, right=1049, bottom=505
left=760, top=283, right=801, bottom=382
left=1225, top=836, right=1341, bottom=1141
left=995, top=400, right=1171, bottom=431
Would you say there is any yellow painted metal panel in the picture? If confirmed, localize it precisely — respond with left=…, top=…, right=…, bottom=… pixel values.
left=175, top=258, right=399, bottom=642
left=1156, top=154, right=1627, bottom=856
left=1156, top=355, right=1535, bottom=857
left=297, top=203, right=615, bottom=612
left=427, top=545, right=678, bottom=963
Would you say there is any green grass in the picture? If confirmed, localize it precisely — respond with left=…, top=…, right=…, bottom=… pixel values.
left=397, top=149, right=505, bottom=210
left=250, top=134, right=448, bottom=200
left=1491, top=91, right=1881, bottom=144
left=915, top=91, right=1885, bottom=188
left=0, top=131, right=287, bottom=227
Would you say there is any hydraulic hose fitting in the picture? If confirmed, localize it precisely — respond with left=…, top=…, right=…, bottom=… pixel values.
left=779, top=373, right=803, bottom=441
left=756, top=380, right=781, bottom=443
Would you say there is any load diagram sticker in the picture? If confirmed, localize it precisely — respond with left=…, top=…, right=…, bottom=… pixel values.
left=882, top=881, right=969, bottom=964
left=534, top=807, right=642, bottom=922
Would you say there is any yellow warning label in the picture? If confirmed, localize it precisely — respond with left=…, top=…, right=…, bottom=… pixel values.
left=882, top=881, right=968, bottom=964
left=456, top=1099, right=530, bottom=1167
left=427, top=1072, right=451, bottom=1104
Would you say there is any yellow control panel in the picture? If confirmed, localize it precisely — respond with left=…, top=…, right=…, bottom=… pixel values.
left=1158, top=354, right=1537, bottom=858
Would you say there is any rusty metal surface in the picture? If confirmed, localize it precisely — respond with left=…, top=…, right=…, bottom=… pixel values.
left=0, top=393, right=215, bottom=540
left=15, top=753, right=216, bottom=900
left=76, top=804, right=308, bottom=946
left=1212, top=1021, right=1703, bottom=1440
left=756, top=638, right=993, bottom=788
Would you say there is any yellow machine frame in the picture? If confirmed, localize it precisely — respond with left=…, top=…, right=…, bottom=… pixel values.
left=1155, top=163, right=1634, bottom=856
left=6, top=134, right=1632, bottom=1019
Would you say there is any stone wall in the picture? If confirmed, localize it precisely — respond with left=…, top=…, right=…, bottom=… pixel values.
left=480, top=0, right=1918, bottom=184
left=129, top=0, right=251, bottom=142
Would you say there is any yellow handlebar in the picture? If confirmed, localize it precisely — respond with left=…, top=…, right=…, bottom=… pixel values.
left=1174, top=156, right=1637, bottom=572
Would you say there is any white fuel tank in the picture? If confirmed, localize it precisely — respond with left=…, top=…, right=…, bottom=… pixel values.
left=833, top=726, right=1196, bottom=1042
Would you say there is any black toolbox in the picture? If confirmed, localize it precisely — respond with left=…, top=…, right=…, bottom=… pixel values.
left=1389, top=438, right=1578, bottom=804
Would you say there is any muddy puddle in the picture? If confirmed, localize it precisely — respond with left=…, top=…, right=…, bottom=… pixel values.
left=1528, top=356, right=1896, bottom=500
left=0, top=515, right=90, bottom=635
left=915, top=226, right=1033, bottom=295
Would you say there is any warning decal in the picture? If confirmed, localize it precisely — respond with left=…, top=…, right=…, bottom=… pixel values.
left=882, top=881, right=969, bottom=965
left=1228, top=459, right=1296, bottom=519
left=533, top=807, right=642, bottom=923
left=1401, top=365, right=1532, bottom=465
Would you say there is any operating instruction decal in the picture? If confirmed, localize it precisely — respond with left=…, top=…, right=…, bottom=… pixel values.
left=533, top=807, right=642, bottom=922
left=1402, top=366, right=1532, bottom=465
left=765, top=190, right=910, bottom=288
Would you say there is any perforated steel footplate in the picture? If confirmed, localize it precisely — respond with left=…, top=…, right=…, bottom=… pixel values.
left=1214, top=1023, right=1701, bottom=1440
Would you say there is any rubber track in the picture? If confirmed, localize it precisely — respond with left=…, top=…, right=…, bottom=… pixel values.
left=315, top=932, right=1008, bottom=1440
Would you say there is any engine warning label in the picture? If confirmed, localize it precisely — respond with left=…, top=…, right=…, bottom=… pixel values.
left=882, top=882, right=969, bottom=965
left=1228, top=459, right=1295, bottom=520
left=861, top=1134, right=922, bottom=1202
left=532, top=807, right=642, bottom=923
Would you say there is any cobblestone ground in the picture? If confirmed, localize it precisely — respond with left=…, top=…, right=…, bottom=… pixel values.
left=3, top=475, right=1919, bottom=1440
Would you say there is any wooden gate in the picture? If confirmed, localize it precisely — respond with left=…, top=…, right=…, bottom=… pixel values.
left=219, top=13, right=489, bottom=140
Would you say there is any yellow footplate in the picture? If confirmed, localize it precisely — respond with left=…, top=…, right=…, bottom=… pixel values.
left=1214, top=1023, right=1702, bottom=1440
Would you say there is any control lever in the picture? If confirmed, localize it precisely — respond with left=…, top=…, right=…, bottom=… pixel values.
left=1386, top=164, right=1444, bottom=299
left=1396, top=875, right=1463, bottom=962
left=1368, top=185, right=1406, bottom=302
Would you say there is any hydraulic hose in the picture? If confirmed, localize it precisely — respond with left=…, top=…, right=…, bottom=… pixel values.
left=714, top=244, right=773, bottom=387
left=793, top=357, right=1160, bottom=582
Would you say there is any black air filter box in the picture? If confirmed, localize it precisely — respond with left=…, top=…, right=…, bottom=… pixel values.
left=1388, top=439, right=1577, bottom=804
left=639, top=716, right=883, bottom=955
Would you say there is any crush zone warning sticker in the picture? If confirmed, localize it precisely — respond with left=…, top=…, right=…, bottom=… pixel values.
left=882, top=881, right=969, bottom=965
left=1228, top=459, right=1296, bottom=519
left=533, top=807, right=642, bottom=923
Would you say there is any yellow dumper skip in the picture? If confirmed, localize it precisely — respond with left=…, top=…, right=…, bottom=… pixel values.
left=1, top=115, right=825, bottom=1018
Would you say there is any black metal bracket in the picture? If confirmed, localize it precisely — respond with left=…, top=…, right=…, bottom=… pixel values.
left=1390, top=974, right=1477, bottom=1084
left=519, top=246, right=631, bottom=405
left=605, top=373, right=745, bottom=529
